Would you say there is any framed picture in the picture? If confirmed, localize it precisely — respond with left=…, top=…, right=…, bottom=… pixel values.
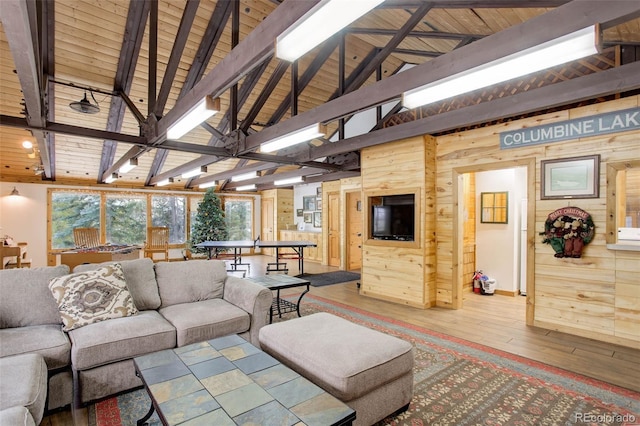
left=303, top=195, right=316, bottom=211
left=303, top=212, right=313, bottom=223
left=541, top=155, right=600, bottom=200
left=313, top=211, right=322, bottom=228
left=316, top=186, right=322, bottom=197
left=316, top=197, right=322, bottom=210
left=296, top=209, right=303, bottom=217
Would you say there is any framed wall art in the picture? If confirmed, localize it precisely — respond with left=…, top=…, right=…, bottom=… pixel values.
left=303, top=195, right=316, bottom=211
left=303, top=212, right=313, bottom=223
left=313, top=211, right=322, bottom=228
left=541, top=155, right=600, bottom=200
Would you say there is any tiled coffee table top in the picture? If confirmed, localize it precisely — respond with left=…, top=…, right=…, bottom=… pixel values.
left=134, top=335, right=355, bottom=425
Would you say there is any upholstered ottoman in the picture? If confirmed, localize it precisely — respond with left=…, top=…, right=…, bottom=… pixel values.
left=0, top=353, right=48, bottom=425
left=259, top=312, right=414, bottom=426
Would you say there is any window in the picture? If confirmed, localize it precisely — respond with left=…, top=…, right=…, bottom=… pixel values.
left=480, top=192, right=508, bottom=224
left=106, top=195, right=146, bottom=245
left=51, top=192, right=101, bottom=249
left=151, top=195, right=186, bottom=244
left=225, top=199, right=253, bottom=240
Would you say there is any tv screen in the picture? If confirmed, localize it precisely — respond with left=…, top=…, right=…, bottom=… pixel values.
left=371, top=194, right=415, bottom=241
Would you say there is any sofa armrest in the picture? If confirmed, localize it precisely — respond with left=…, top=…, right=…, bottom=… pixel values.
left=223, top=276, right=272, bottom=347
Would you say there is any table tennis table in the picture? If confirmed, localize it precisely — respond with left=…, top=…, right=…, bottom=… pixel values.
left=195, top=239, right=317, bottom=276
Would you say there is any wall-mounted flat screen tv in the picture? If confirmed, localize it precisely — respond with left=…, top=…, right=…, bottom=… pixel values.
left=370, top=194, right=415, bottom=241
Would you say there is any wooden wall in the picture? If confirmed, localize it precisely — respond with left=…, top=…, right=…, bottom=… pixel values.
left=321, top=177, right=362, bottom=269
left=360, top=136, right=437, bottom=309
left=435, top=96, right=640, bottom=348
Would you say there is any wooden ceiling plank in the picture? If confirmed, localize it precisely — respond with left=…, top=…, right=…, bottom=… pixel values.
left=303, top=60, right=640, bottom=161
left=244, top=0, right=640, bottom=152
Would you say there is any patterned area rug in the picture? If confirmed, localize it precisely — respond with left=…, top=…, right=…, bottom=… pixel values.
left=89, top=295, right=640, bottom=425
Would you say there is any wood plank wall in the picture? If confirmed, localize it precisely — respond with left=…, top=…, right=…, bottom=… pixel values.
left=359, top=137, right=436, bottom=309
left=436, top=96, right=640, bottom=348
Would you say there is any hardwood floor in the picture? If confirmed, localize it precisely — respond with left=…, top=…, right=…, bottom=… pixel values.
left=42, top=255, right=640, bottom=425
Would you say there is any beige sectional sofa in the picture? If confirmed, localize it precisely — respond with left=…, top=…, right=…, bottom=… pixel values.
left=0, top=258, right=272, bottom=414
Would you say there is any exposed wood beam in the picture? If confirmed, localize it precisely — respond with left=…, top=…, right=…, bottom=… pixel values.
left=0, top=0, right=51, bottom=177
left=347, top=28, right=484, bottom=41
left=240, top=60, right=289, bottom=132
left=192, top=162, right=282, bottom=187
left=244, top=1, right=640, bottom=152
left=145, top=0, right=232, bottom=184
left=98, top=0, right=149, bottom=182
left=148, top=0, right=157, bottom=115
left=154, top=0, right=199, bottom=117
left=224, top=167, right=328, bottom=189
left=152, top=0, right=321, bottom=142
left=41, top=0, right=56, bottom=180
left=301, top=60, right=640, bottom=161
left=379, top=0, right=570, bottom=7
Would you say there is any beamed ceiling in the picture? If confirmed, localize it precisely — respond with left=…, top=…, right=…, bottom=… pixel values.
left=1, top=0, right=640, bottom=192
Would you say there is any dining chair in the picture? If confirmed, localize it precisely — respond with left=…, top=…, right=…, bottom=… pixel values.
left=144, top=227, right=169, bottom=262
left=73, top=227, right=100, bottom=248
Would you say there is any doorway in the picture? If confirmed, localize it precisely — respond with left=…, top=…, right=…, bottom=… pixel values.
left=456, top=161, right=534, bottom=324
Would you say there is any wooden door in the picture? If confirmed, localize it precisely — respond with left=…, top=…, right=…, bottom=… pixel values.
left=261, top=198, right=274, bottom=255
left=346, top=191, right=362, bottom=270
left=328, top=192, right=340, bottom=267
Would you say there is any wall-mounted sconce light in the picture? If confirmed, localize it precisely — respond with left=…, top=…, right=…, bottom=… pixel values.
left=9, top=186, right=20, bottom=196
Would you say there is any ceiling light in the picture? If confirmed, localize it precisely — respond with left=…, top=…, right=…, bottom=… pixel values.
left=182, top=166, right=207, bottom=179
left=22, top=141, right=35, bottom=158
left=231, top=171, right=258, bottom=182
left=276, top=0, right=384, bottom=62
left=274, top=176, right=303, bottom=186
left=9, top=186, right=20, bottom=196
left=261, top=123, right=326, bottom=153
left=104, top=172, right=118, bottom=184
left=236, top=184, right=257, bottom=191
left=199, top=181, right=218, bottom=189
left=403, top=25, right=600, bottom=109
left=119, top=158, right=138, bottom=174
left=167, top=96, right=220, bottom=140
left=156, top=177, right=174, bottom=187
left=69, top=91, right=100, bottom=114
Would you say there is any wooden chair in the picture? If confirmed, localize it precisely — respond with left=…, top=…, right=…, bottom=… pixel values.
left=144, top=227, right=169, bottom=262
left=73, top=227, right=100, bottom=248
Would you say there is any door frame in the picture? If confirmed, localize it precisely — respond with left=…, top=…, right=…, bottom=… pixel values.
left=453, top=158, right=535, bottom=325
left=345, top=190, right=363, bottom=271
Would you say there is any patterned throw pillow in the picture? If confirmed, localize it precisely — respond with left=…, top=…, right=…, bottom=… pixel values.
left=48, top=263, right=138, bottom=331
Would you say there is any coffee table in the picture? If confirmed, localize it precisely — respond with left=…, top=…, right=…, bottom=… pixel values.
left=133, top=335, right=355, bottom=425
left=246, top=275, right=310, bottom=323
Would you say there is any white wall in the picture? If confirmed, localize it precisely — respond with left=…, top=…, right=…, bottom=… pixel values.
left=0, top=182, right=49, bottom=267
left=293, top=183, right=321, bottom=232
left=475, top=167, right=527, bottom=292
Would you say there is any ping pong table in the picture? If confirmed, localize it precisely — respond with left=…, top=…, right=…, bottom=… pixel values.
left=195, top=239, right=317, bottom=276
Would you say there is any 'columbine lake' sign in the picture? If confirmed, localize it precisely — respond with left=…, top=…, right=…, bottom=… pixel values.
left=500, top=107, right=640, bottom=149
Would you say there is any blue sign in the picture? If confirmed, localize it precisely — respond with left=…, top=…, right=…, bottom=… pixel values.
left=500, top=107, right=640, bottom=149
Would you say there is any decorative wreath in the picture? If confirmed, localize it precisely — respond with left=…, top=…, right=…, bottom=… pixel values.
left=540, top=207, right=595, bottom=258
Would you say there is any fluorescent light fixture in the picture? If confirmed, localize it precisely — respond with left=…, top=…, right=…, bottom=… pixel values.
left=182, top=166, right=207, bottom=179
left=274, top=176, right=304, bottom=186
left=276, top=0, right=384, bottom=62
left=236, top=184, right=257, bottom=191
left=156, top=177, right=174, bottom=187
left=119, top=158, right=138, bottom=174
left=167, top=96, right=220, bottom=140
left=261, top=123, right=325, bottom=153
left=231, top=171, right=258, bottom=182
left=403, top=25, right=600, bottom=109
left=199, top=180, right=218, bottom=189
left=104, top=172, right=118, bottom=184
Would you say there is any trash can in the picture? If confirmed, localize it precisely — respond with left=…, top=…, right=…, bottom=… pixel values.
left=481, top=278, right=496, bottom=295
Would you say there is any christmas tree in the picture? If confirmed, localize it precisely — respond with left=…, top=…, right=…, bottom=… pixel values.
left=190, top=189, right=228, bottom=254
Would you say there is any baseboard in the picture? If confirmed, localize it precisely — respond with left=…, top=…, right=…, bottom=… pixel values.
left=494, top=289, right=518, bottom=297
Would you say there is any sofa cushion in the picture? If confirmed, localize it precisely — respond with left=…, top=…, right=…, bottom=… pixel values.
left=155, top=260, right=226, bottom=308
left=0, top=406, right=36, bottom=426
left=49, top=263, right=138, bottom=331
left=73, top=258, right=161, bottom=310
left=69, top=310, right=176, bottom=371
left=0, top=265, right=69, bottom=328
left=159, top=298, right=250, bottom=347
left=0, top=324, right=71, bottom=370
left=0, top=354, right=48, bottom=425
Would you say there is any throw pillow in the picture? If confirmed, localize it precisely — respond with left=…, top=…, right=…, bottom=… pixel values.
left=48, top=263, right=138, bottom=331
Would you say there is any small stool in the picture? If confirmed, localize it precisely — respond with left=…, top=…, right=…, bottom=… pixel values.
left=0, top=354, right=48, bottom=425
left=259, top=312, right=414, bottom=426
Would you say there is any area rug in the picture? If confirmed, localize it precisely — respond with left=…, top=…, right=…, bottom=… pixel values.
left=89, top=295, right=640, bottom=426
left=299, top=270, right=360, bottom=287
